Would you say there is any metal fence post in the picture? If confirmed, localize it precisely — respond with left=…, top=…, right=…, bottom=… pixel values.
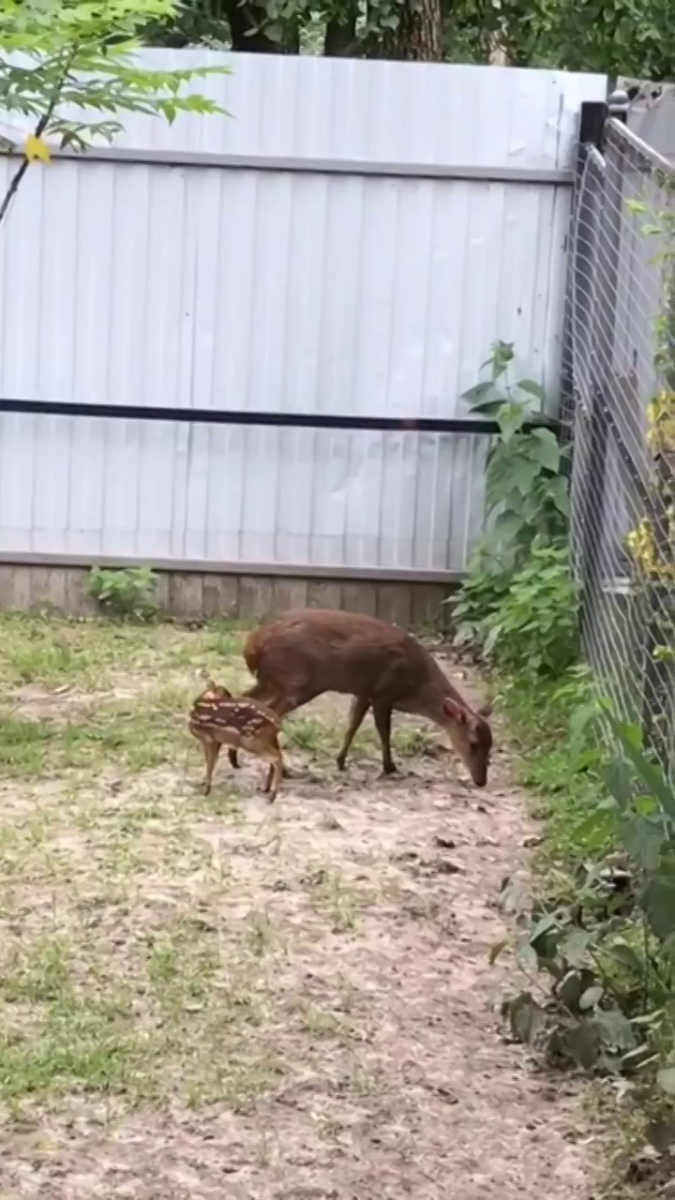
left=560, top=101, right=606, bottom=436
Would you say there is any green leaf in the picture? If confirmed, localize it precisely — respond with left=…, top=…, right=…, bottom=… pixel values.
left=505, top=991, right=548, bottom=1045
left=557, top=969, right=584, bottom=1009
left=569, top=699, right=600, bottom=754
left=491, top=340, right=515, bottom=380
left=559, top=1020, right=601, bottom=1068
left=530, top=427, right=561, bottom=473
left=470, top=398, right=507, bottom=418
left=601, top=758, right=635, bottom=813
left=516, top=943, right=540, bottom=975
left=486, top=453, right=540, bottom=503
left=622, top=1045, right=658, bottom=1074
left=496, top=402, right=526, bottom=441
left=545, top=475, right=570, bottom=516
left=620, top=813, right=666, bottom=872
left=528, top=912, right=560, bottom=945
left=559, top=928, right=592, bottom=967
left=607, top=940, right=644, bottom=974
left=608, top=715, right=675, bottom=819
left=593, top=1009, right=636, bottom=1052
left=483, top=622, right=503, bottom=658
left=517, top=378, right=546, bottom=405
left=641, top=863, right=675, bottom=939
left=579, top=984, right=603, bottom=1010
left=657, top=1067, right=675, bottom=1095
left=571, top=807, right=617, bottom=849
left=462, top=381, right=494, bottom=405
left=492, top=510, right=524, bottom=545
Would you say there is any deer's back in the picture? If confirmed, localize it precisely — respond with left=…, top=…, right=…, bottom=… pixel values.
left=243, top=608, right=440, bottom=699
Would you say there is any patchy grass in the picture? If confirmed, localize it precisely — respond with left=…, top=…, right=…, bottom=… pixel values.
left=0, top=613, right=252, bottom=692
left=0, top=613, right=596, bottom=1200
left=493, top=672, right=608, bottom=870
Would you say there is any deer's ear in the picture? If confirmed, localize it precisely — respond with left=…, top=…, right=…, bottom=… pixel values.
left=478, top=701, right=493, bottom=718
left=443, top=697, right=468, bottom=724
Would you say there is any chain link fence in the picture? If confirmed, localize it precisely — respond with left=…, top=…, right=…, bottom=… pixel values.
left=567, top=110, right=675, bottom=778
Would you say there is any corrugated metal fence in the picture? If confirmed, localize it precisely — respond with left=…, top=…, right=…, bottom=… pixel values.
left=0, top=53, right=606, bottom=577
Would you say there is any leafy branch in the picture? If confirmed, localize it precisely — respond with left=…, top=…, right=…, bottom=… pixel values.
left=0, top=0, right=228, bottom=228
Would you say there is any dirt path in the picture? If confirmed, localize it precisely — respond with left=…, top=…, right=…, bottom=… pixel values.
left=0, top=645, right=597, bottom=1199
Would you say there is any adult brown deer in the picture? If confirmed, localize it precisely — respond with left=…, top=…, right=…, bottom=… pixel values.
left=228, top=609, right=493, bottom=787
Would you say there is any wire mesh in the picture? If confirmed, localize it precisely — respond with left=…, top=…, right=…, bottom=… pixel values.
left=567, top=116, right=675, bottom=778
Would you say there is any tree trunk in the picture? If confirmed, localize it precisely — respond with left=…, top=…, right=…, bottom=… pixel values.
left=385, top=0, right=443, bottom=61
left=222, top=0, right=299, bottom=52
left=324, top=14, right=358, bottom=56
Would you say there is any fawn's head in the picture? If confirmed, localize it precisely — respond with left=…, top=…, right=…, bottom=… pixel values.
left=195, top=675, right=233, bottom=703
left=442, top=697, right=493, bottom=787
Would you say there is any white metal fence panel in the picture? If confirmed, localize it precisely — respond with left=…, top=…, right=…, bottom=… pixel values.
left=0, top=54, right=606, bottom=573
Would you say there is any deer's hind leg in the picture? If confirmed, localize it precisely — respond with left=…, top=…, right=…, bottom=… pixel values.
left=336, top=695, right=370, bottom=772
left=372, top=702, right=396, bottom=776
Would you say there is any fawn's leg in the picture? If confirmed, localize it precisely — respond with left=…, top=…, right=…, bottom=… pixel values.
left=201, top=738, right=221, bottom=795
left=373, top=702, right=397, bottom=776
left=228, top=748, right=239, bottom=769
left=263, top=747, right=284, bottom=803
left=336, top=695, right=370, bottom=771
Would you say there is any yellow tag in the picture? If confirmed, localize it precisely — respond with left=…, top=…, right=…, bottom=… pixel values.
left=25, top=134, right=51, bottom=163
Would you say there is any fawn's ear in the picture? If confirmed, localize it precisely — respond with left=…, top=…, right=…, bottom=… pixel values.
left=443, top=697, right=468, bottom=724
left=478, top=701, right=493, bottom=719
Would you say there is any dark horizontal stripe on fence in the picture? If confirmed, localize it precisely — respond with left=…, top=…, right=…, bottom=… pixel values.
left=0, top=397, right=560, bottom=436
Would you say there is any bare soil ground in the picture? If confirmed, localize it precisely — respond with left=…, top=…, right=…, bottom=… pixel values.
left=0, top=616, right=597, bottom=1199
